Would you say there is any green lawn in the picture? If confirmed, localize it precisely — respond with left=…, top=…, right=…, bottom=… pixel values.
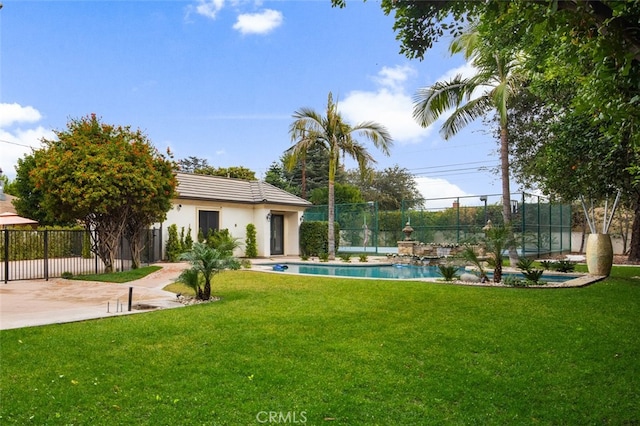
left=72, top=265, right=162, bottom=283
left=1, top=266, right=639, bottom=425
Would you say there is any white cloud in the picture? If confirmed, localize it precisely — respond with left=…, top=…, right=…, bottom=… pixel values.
left=194, top=0, right=226, bottom=20
left=340, top=65, right=433, bottom=144
left=415, top=176, right=472, bottom=201
left=0, top=103, right=53, bottom=179
left=0, top=103, right=42, bottom=127
left=233, top=9, right=283, bottom=35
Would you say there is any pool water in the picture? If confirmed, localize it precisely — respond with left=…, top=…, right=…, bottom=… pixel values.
left=269, top=263, right=578, bottom=282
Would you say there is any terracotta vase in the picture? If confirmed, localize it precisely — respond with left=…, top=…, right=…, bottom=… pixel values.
left=585, top=233, right=613, bottom=276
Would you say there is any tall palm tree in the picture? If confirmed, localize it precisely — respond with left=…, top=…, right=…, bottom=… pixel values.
left=412, top=29, right=525, bottom=266
left=288, top=92, right=393, bottom=260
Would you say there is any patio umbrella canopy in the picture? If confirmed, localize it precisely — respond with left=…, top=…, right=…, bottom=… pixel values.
left=0, top=212, right=38, bottom=228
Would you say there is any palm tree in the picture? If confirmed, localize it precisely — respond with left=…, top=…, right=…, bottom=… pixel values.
left=180, top=242, right=240, bottom=300
left=412, top=29, right=525, bottom=266
left=288, top=92, right=393, bottom=260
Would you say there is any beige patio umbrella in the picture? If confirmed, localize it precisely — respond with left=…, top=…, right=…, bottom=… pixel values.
left=0, top=212, right=38, bottom=228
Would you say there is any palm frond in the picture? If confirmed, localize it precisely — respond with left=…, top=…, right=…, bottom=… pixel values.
left=413, top=76, right=474, bottom=127
left=440, top=96, right=493, bottom=138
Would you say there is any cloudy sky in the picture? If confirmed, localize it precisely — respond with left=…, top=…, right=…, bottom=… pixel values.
left=0, top=0, right=508, bottom=204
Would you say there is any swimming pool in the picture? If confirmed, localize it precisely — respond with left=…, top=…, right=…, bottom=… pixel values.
left=267, top=263, right=580, bottom=282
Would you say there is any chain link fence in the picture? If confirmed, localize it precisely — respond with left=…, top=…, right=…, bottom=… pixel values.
left=303, top=193, right=572, bottom=257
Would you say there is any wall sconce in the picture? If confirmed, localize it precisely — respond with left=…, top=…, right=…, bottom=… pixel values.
left=300, top=215, right=305, bottom=223
left=176, top=204, right=182, bottom=211
left=266, top=212, right=271, bottom=222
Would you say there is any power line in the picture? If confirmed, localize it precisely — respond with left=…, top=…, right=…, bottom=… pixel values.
left=0, top=138, right=35, bottom=148
left=409, top=160, right=497, bottom=172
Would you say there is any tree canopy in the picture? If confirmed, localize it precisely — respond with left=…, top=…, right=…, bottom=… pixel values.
left=177, top=156, right=256, bottom=180
left=30, top=114, right=177, bottom=271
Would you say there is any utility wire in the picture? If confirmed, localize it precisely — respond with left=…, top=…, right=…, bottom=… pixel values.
left=0, top=138, right=35, bottom=148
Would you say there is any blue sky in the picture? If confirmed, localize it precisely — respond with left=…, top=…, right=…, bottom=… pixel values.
left=0, top=0, right=508, bottom=203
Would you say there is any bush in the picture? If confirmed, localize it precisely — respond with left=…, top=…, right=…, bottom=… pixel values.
left=299, top=221, right=340, bottom=256
left=359, top=253, right=368, bottom=262
left=437, top=264, right=460, bottom=281
left=165, top=224, right=182, bottom=262
left=339, top=253, right=352, bottom=263
left=245, top=223, right=258, bottom=258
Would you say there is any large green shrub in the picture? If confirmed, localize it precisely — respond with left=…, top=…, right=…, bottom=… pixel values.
left=299, top=221, right=340, bottom=256
left=165, top=224, right=182, bottom=262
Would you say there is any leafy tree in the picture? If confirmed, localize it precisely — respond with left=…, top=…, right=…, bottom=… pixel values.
left=11, top=152, right=70, bottom=226
left=177, top=156, right=210, bottom=173
left=178, top=156, right=256, bottom=180
left=193, top=165, right=256, bottom=180
left=31, top=114, right=176, bottom=272
left=264, top=162, right=294, bottom=193
left=309, top=182, right=364, bottom=206
left=288, top=92, right=393, bottom=259
left=180, top=242, right=240, bottom=300
left=346, top=165, right=424, bottom=210
left=412, top=28, right=524, bottom=265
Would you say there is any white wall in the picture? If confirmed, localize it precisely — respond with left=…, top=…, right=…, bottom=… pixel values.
left=158, top=200, right=304, bottom=258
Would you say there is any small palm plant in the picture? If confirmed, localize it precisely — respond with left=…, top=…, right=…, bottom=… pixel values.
left=437, top=263, right=460, bottom=282
left=460, top=246, right=488, bottom=282
left=180, top=242, right=240, bottom=300
left=484, top=225, right=513, bottom=283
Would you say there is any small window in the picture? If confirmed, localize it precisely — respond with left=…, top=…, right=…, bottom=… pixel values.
left=198, top=210, right=220, bottom=238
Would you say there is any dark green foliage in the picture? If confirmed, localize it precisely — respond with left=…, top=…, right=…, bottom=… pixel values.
left=309, top=182, right=364, bottom=206
left=183, top=225, right=194, bottom=251
left=516, top=256, right=545, bottom=285
left=437, top=263, right=460, bottom=281
left=165, top=224, right=182, bottom=262
left=299, top=221, right=340, bottom=256
left=0, top=227, right=87, bottom=261
left=180, top=242, right=241, bottom=300
left=339, top=253, right=352, bottom=263
left=245, top=223, right=258, bottom=258
left=554, top=259, right=576, bottom=273
left=516, top=257, right=535, bottom=272
left=206, top=228, right=241, bottom=256
left=460, top=246, right=488, bottom=282
left=359, top=253, right=368, bottom=262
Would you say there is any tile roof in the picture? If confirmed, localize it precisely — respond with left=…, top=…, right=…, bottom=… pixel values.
left=0, top=194, right=17, bottom=214
left=175, top=173, right=312, bottom=207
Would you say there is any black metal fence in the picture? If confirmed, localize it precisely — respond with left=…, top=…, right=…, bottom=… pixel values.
left=1, top=228, right=162, bottom=282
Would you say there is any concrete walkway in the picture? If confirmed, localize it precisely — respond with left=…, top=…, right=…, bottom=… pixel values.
left=0, top=262, right=188, bottom=330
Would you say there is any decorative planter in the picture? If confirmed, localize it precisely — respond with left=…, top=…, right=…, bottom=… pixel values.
left=586, top=233, right=613, bottom=276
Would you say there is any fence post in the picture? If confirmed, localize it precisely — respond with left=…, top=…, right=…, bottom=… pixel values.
left=44, top=230, right=49, bottom=281
left=3, top=230, right=8, bottom=283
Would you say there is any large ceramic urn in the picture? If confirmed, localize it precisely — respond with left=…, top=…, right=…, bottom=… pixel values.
left=585, top=233, right=613, bottom=276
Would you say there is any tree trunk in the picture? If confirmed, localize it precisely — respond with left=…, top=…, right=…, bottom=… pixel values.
left=129, top=231, right=144, bottom=270
left=500, top=126, right=519, bottom=266
left=88, top=211, right=127, bottom=273
left=202, top=278, right=211, bottom=300
left=327, top=178, right=336, bottom=260
left=301, top=157, right=307, bottom=200
left=628, top=193, right=640, bottom=262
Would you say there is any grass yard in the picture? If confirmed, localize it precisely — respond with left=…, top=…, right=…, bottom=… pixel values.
left=72, top=265, right=162, bottom=283
left=1, top=266, right=639, bottom=425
